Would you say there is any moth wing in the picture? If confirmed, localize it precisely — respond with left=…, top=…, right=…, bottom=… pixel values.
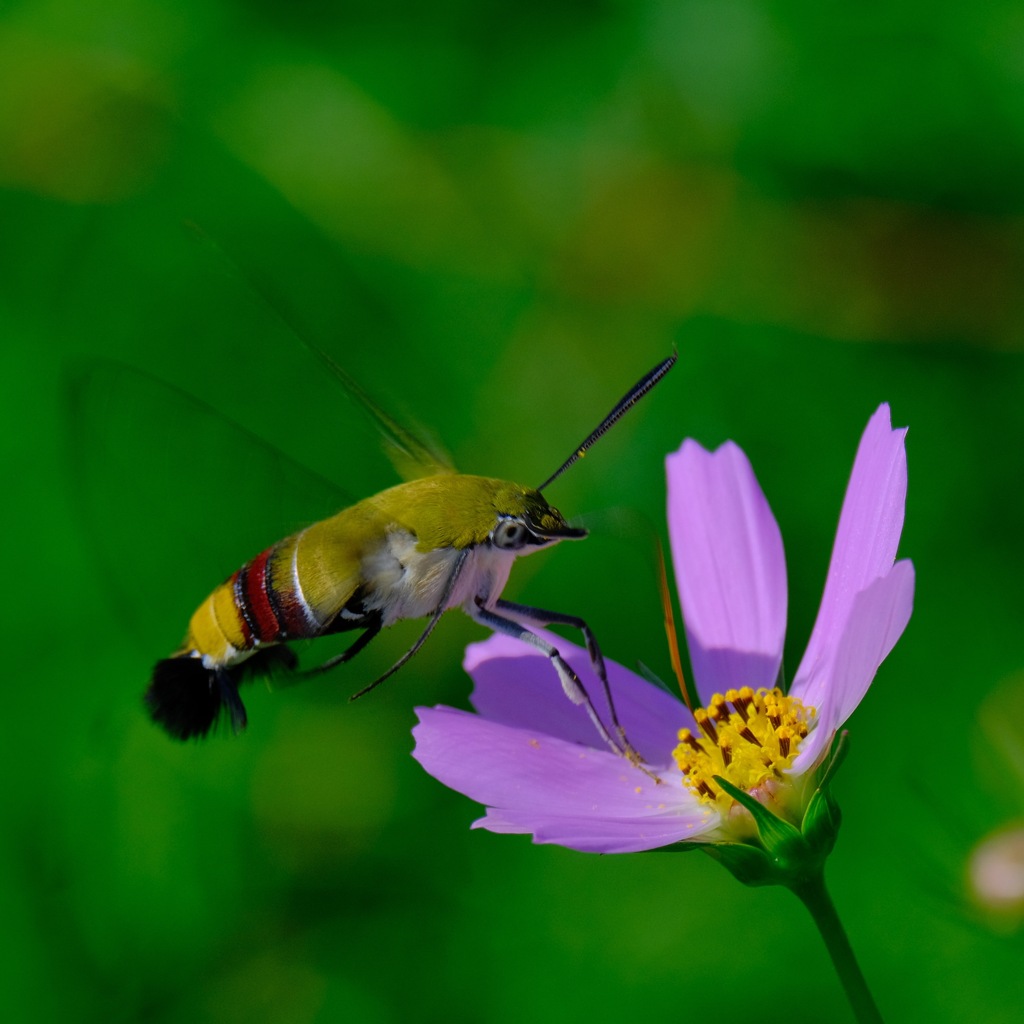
left=188, top=224, right=457, bottom=483
left=65, top=359, right=356, bottom=658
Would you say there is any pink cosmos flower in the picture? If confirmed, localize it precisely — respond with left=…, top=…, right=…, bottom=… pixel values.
left=412, top=405, right=914, bottom=854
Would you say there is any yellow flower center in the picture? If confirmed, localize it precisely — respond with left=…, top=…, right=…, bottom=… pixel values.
left=673, top=687, right=815, bottom=815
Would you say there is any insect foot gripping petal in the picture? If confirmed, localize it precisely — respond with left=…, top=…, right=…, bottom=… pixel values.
left=146, top=657, right=248, bottom=740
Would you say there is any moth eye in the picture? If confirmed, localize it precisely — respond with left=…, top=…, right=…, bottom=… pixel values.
left=494, top=519, right=527, bottom=550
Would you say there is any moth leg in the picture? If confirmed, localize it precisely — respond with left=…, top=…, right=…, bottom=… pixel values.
left=300, top=610, right=384, bottom=678
left=473, top=602, right=658, bottom=782
left=493, top=598, right=649, bottom=774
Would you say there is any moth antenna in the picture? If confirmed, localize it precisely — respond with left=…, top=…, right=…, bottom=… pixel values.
left=537, top=352, right=677, bottom=492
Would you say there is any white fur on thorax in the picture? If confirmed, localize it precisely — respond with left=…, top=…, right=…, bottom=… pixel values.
left=361, top=529, right=518, bottom=626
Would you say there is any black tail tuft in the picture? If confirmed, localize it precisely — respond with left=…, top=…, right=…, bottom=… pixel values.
left=145, top=647, right=298, bottom=740
left=145, top=657, right=245, bottom=740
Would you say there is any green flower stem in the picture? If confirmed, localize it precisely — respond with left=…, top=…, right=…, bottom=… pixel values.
left=791, top=871, right=885, bottom=1024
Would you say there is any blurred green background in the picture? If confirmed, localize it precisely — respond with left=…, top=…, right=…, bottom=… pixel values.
left=4, top=1, right=1024, bottom=1021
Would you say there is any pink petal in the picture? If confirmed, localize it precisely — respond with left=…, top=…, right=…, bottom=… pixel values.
left=475, top=808, right=717, bottom=854
left=464, top=632, right=688, bottom=766
left=411, top=706, right=697, bottom=826
left=794, top=404, right=907, bottom=696
left=792, top=560, right=915, bottom=770
left=666, top=439, right=787, bottom=702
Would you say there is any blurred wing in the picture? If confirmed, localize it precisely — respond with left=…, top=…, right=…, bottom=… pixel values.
left=64, top=359, right=355, bottom=657
left=187, top=223, right=456, bottom=481
left=293, top=332, right=457, bottom=482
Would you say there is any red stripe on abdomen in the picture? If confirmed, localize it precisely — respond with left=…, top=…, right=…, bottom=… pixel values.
left=244, top=547, right=284, bottom=642
left=277, top=590, right=316, bottom=638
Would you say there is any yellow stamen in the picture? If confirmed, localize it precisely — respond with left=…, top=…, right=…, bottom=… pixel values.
left=725, top=687, right=751, bottom=721
left=694, top=708, right=719, bottom=744
left=777, top=725, right=793, bottom=758
left=708, top=694, right=729, bottom=722
left=738, top=726, right=762, bottom=748
left=679, top=730, right=703, bottom=755
left=672, top=688, right=816, bottom=816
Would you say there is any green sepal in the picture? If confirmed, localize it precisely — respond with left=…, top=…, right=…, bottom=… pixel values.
left=702, top=841, right=780, bottom=887
left=802, top=787, right=842, bottom=860
left=814, top=729, right=851, bottom=793
left=707, top=732, right=850, bottom=889
left=712, top=775, right=818, bottom=885
left=646, top=839, right=706, bottom=855
left=800, top=731, right=848, bottom=859
left=714, top=775, right=803, bottom=852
